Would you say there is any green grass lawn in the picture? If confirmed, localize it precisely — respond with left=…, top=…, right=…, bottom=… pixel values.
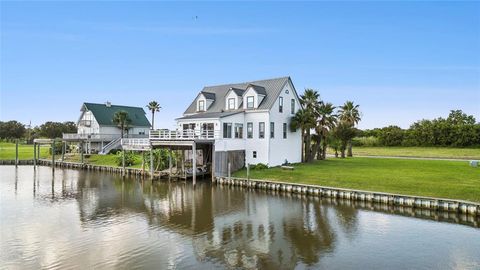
left=234, top=157, right=480, bottom=202
left=330, top=146, right=480, bottom=159
left=0, top=142, right=50, bottom=160
left=63, top=153, right=144, bottom=168
left=0, top=142, right=145, bottom=168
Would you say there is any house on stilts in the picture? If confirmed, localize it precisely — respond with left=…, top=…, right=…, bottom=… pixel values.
left=122, top=76, right=303, bottom=182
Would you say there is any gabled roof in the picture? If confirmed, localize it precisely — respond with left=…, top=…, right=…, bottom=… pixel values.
left=229, top=87, right=246, bottom=96
left=82, top=102, right=151, bottom=127
left=247, top=84, right=267, bottom=95
left=201, top=91, right=216, bottom=100
left=184, top=76, right=291, bottom=115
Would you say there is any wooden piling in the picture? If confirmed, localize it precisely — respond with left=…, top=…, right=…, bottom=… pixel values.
left=192, top=142, right=196, bottom=187
left=51, top=140, right=55, bottom=171
left=168, top=149, right=172, bottom=180
left=150, top=149, right=153, bottom=179
left=33, top=142, right=37, bottom=167
left=61, top=141, right=65, bottom=162
left=15, top=140, right=19, bottom=167
left=211, top=143, right=215, bottom=182
left=122, top=150, right=126, bottom=177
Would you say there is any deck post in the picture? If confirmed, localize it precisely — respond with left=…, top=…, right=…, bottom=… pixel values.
left=192, top=142, right=196, bottom=187
left=211, top=143, right=215, bottom=182
left=61, top=141, right=65, bottom=162
left=228, top=162, right=231, bottom=181
left=80, top=142, right=84, bottom=164
left=33, top=142, right=37, bottom=168
left=150, top=149, right=154, bottom=179
left=51, top=140, right=55, bottom=170
left=15, top=139, right=19, bottom=167
left=181, top=150, right=185, bottom=178
left=122, top=150, right=126, bottom=177
left=142, top=152, right=145, bottom=177
left=168, top=149, right=172, bottom=180
left=247, top=163, right=250, bottom=180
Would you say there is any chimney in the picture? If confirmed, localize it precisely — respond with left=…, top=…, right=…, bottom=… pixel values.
left=105, top=101, right=111, bottom=107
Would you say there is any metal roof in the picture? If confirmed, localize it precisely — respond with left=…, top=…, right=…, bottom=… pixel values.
left=229, top=87, right=246, bottom=96
left=184, top=76, right=290, bottom=115
left=201, top=91, right=216, bottom=100
left=176, top=111, right=243, bottom=120
left=82, top=102, right=151, bottom=127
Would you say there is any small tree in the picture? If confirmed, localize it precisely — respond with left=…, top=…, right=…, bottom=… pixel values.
left=334, top=122, right=357, bottom=158
left=112, top=111, right=132, bottom=138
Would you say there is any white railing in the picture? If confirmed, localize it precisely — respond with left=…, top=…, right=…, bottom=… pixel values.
left=149, top=129, right=219, bottom=140
left=121, top=138, right=151, bottom=150
left=62, top=133, right=148, bottom=141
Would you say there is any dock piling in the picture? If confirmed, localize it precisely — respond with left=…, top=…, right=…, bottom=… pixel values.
left=15, top=140, right=19, bottom=167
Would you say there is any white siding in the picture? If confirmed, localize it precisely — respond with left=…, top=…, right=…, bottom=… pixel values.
left=77, top=111, right=100, bottom=134
left=244, top=111, right=270, bottom=165
left=216, top=113, right=245, bottom=151
left=267, top=80, right=302, bottom=165
left=225, top=91, right=241, bottom=110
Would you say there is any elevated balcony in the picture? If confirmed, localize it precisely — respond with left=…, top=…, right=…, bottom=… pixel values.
left=62, top=133, right=148, bottom=142
left=150, top=129, right=219, bottom=141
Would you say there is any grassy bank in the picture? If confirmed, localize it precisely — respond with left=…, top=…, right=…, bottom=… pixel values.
left=0, top=142, right=144, bottom=168
left=234, top=157, right=480, bottom=202
left=331, top=146, right=480, bottom=159
left=0, top=142, right=49, bottom=160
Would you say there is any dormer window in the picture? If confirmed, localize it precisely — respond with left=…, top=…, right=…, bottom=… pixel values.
left=228, top=98, right=235, bottom=110
left=247, top=96, right=254, bottom=109
left=198, top=100, right=205, bottom=111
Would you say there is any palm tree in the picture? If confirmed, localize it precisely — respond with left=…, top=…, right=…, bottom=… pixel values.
left=112, top=111, right=132, bottom=138
left=338, top=101, right=361, bottom=157
left=146, top=101, right=161, bottom=130
left=291, top=108, right=316, bottom=163
left=299, top=89, right=320, bottom=162
left=315, top=102, right=337, bottom=160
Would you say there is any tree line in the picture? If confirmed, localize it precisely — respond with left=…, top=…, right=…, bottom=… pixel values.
left=357, top=110, right=480, bottom=147
left=0, top=121, right=77, bottom=142
left=291, top=89, right=361, bottom=162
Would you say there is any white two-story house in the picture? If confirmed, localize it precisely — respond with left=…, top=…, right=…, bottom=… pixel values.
left=176, top=76, right=302, bottom=167
left=64, top=102, right=151, bottom=154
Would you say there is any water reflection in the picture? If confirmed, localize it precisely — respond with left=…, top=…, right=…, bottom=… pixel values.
left=1, top=166, right=479, bottom=270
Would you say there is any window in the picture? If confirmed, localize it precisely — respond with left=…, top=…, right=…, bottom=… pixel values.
left=279, top=97, right=283, bottom=113
left=259, top=122, right=265, bottom=139
left=247, top=96, right=254, bottom=109
left=198, top=100, right=205, bottom=111
left=270, top=122, right=275, bottom=138
left=291, top=99, right=295, bottom=114
left=283, top=123, right=287, bottom=139
left=247, top=122, right=253, bottom=138
left=228, top=98, right=235, bottom=110
left=253, top=151, right=257, bottom=158
left=223, top=123, right=232, bottom=138
left=234, top=123, right=243, bottom=138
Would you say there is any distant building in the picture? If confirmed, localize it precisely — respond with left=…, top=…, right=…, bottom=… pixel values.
left=63, top=102, right=150, bottom=153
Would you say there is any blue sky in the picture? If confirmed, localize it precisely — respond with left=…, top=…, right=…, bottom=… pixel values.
left=1, top=1, right=479, bottom=129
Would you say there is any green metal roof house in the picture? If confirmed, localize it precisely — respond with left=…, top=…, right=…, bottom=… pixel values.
left=63, top=102, right=151, bottom=154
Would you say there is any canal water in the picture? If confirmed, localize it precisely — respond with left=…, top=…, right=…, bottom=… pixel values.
left=1, top=166, right=479, bottom=270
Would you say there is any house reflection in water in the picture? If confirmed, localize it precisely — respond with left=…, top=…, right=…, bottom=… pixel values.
left=72, top=171, right=359, bottom=269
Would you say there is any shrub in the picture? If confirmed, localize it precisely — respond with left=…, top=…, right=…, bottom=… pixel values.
left=251, top=163, right=268, bottom=170
left=115, top=151, right=136, bottom=167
